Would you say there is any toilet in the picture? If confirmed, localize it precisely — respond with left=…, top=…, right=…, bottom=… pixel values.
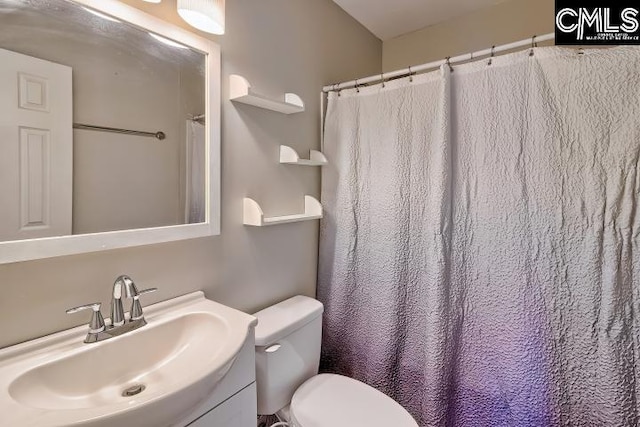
left=253, top=296, right=418, bottom=427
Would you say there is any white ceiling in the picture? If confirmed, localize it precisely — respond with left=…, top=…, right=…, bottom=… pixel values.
left=333, top=0, right=500, bottom=41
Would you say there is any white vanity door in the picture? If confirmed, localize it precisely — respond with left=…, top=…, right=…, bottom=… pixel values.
left=0, top=48, right=72, bottom=241
left=188, top=383, right=257, bottom=427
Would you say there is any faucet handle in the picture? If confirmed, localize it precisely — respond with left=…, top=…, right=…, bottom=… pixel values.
left=130, top=288, right=158, bottom=321
left=66, top=303, right=106, bottom=334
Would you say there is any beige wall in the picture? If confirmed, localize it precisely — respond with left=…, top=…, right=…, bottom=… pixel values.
left=0, top=0, right=381, bottom=348
left=383, top=0, right=555, bottom=72
left=71, top=48, right=190, bottom=234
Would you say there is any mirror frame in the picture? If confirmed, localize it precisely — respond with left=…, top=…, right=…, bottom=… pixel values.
left=0, top=0, right=221, bottom=264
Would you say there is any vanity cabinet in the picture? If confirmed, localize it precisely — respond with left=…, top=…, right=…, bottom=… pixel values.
left=178, top=335, right=257, bottom=427
left=188, top=384, right=256, bottom=427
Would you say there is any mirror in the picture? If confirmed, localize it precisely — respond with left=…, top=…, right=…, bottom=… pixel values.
left=0, top=0, right=220, bottom=263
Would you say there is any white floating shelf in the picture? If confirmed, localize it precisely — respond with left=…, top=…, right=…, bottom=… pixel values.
left=279, top=145, right=327, bottom=166
left=230, top=74, right=305, bottom=114
left=243, top=196, right=322, bottom=226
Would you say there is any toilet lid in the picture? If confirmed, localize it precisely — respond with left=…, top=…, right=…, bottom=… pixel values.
left=290, top=374, right=418, bottom=427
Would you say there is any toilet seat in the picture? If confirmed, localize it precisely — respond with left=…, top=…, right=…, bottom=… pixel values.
left=290, top=374, right=418, bottom=427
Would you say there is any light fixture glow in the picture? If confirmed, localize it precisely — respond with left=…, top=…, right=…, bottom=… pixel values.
left=82, top=7, right=120, bottom=23
left=148, top=33, right=189, bottom=50
left=143, top=0, right=162, bottom=3
left=177, top=0, right=225, bottom=35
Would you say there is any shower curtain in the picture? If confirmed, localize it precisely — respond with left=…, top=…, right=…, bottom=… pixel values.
left=318, top=47, right=640, bottom=426
left=186, top=121, right=205, bottom=223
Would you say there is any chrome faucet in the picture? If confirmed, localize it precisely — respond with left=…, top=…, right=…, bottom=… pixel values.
left=111, top=275, right=130, bottom=327
left=66, top=275, right=157, bottom=343
left=112, top=275, right=157, bottom=326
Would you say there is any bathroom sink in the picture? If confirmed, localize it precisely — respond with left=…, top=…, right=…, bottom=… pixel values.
left=0, top=292, right=257, bottom=427
left=9, top=312, right=226, bottom=410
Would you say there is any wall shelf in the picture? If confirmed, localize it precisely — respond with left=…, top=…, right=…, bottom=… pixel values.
left=230, top=75, right=304, bottom=114
left=243, top=196, right=322, bottom=226
left=279, top=145, right=327, bottom=166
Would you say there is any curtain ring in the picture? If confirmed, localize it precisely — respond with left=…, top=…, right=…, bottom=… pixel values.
left=529, top=35, right=537, bottom=56
left=355, top=79, right=360, bottom=93
left=381, top=72, right=385, bottom=88
left=488, top=45, right=495, bottom=66
left=578, top=47, right=585, bottom=56
left=408, top=66, right=413, bottom=82
left=336, top=82, right=341, bottom=97
left=445, top=56, right=454, bottom=73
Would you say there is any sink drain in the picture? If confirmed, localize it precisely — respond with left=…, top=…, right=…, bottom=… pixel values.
left=122, top=384, right=146, bottom=397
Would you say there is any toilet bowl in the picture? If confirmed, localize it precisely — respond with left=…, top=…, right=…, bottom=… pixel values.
left=253, top=296, right=418, bottom=427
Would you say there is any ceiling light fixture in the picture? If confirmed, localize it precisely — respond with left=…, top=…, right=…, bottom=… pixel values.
left=148, top=33, right=190, bottom=49
left=177, top=0, right=225, bottom=35
left=142, top=0, right=162, bottom=3
left=82, top=7, right=120, bottom=23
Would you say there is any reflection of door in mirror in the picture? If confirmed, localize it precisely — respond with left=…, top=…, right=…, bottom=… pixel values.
left=0, top=48, right=73, bottom=241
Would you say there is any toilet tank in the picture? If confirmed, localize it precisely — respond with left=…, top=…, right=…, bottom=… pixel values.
left=253, top=296, right=324, bottom=415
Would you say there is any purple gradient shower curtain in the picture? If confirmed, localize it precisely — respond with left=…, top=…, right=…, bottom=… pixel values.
left=318, top=47, right=640, bottom=426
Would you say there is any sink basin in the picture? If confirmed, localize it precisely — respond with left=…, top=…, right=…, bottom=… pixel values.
left=10, top=312, right=227, bottom=410
left=0, top=292, right=257, bottom=427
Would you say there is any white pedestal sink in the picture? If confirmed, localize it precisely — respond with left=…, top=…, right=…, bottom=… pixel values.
left=0, top=292, right=258, bottom=427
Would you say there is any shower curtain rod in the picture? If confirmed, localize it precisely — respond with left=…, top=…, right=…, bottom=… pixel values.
left=191, top=114, right=205, bottom=124
left=322, top=32, right=555, bottom=92
left=73, top=123, right=166, bottom=140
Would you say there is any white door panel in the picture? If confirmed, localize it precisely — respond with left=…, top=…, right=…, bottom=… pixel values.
left=0, top=48, right=73, bottom=241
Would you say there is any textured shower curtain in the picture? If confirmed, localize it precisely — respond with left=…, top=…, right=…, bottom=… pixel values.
left=187, top=121, right=206, bottom=223
left=318, top=47, right=640, bottom=426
